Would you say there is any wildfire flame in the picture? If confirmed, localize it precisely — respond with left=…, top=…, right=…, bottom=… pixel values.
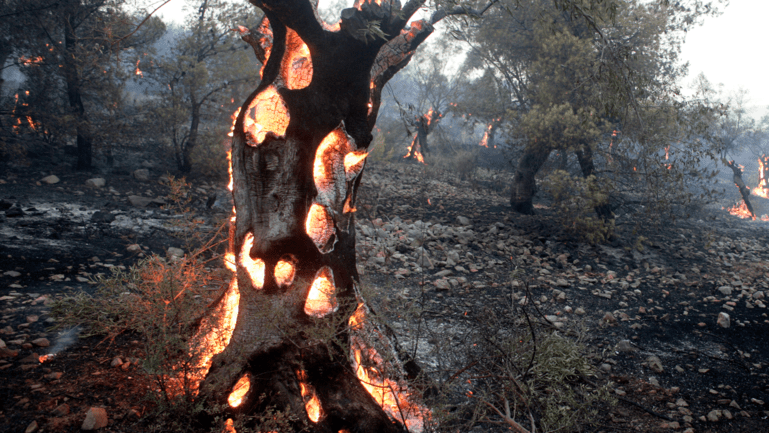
left=348, top=304, right=428, bottom=431
left=282, top=29, right=312, bottom=90
left=274, top=258, right=296, bottom=287
left=404, top=136, right=425, bottom=164
left=239, top=233, right=265, bottom=289
left=243, top=85, right=289, bottom=146
left=135, top=59, right=143, bottom=77
left=305, top=203, right=335, bottom=251
left=753, top=155, right=768, bottom=199
left=304, top=267, right=337, bottom=318
left=228, top=375, right=251, bottom=408
left=479, top=123, right=493, bottom=148
left=297, top=370, right=323, bottom=422
left=724, top=202, right=756, bottom=221
left=39, top=354, right=55, bottom=363
left=19, top=56, right=43, bottom=66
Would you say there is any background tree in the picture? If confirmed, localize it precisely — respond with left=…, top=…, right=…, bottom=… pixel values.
left=147, top=0, right=260, bottom=174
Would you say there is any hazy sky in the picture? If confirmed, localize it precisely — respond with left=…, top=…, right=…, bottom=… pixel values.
left=154, top=0, right=768, bottom=113
left=679, top=0, right=769, bottom=115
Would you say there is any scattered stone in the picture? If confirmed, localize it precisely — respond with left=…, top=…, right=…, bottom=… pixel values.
left=24, top=420, right=38, bottom=433
left=82, top=407, right=108, bottom=430
left=128, top=195, right=153, bottom=208
left=434, top=279, right=450, bottom=291
left=575, top=307, right=586, bottom=315
left=133, top=169, right=150, bottom=182
left=126, top=244, right=142, bottom=253
left=3, top=270, right=22, bottom=277
left=456, top=216, right=471, bottom=226
left=717, top=286, right=733, bottom=296
left=111, top=356, right=123, bottom=367
left=85, top=178, right=106, bottom=188
left=40, top=175, right=60, bottom=184
left=52, top=403, right=70, bottom=416
left=26, top=315, right=39, bottom=323
left=646, top=355, right=664, bottom=373
left=706, top=409, right=721, bottom=422
left=31, top=338, right=50, bottom=347
left=717, top=312, right=730, bottom=329
left=615, top=340, right=638, bottom=352
left=602, top=312, right=617, bottom=324
left=167, top=247, right=185, bottom=261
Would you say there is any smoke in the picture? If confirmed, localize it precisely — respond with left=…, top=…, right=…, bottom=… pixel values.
left=45, top=326, right=81, bottom=357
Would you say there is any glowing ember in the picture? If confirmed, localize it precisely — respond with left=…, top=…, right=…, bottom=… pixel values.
left=228, top=375, right=251, bottom=408
left=297, top=371, right=323, bottom=422
left=344, top=151, right=368, bottom=180
left=19, top=56, right=43, bottom=66
left=314, top=128, right=350, bottom=196
left=227, top=107, right=241, bottom=138
left=348, top=304, right=428, bottom=431
left=305, top=203, right=335, bottom=251
left=135, top=59, right=143, bottom=77
left=39, top=354, right=55, bottom=363
left=227, top=149, right=234, bottom=192
left=274, top=258, right=295, bottom=287
left=304, top=267, right=337, bottom=318
left=243, top=85, right=289, bottom=146
left=239, top=233, right=265, bottom=289
left=282, top=29, right=312, bottom=89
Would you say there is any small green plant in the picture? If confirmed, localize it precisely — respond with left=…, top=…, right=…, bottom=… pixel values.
left=542, top=170, right=615, bottom=244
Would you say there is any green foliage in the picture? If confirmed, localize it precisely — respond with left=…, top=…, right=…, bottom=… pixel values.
left=543, top=170, right=615, bottom=244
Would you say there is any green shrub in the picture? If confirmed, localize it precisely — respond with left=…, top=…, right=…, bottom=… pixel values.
left=542, top=170, right=615, bottom=244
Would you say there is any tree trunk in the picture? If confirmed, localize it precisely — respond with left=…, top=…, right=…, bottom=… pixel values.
left=726, top=159, right=755, bottom=218
left=63, top=8, right=93, bottom=170
left=193, top=1, right=451, bottom=430
left=510, top=143, right=550, bottom=214
left=575, top=144, right=612, bottom=221
left=180, top=98, right=201, bottom=173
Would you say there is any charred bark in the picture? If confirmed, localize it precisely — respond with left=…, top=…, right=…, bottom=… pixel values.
left=195, top=1, right=484, bottom=431
left=63, top=6, right=93, bottom=171
left=510, top=144, right=551, bottom=214
left=726, top=159, right=755, bottom=218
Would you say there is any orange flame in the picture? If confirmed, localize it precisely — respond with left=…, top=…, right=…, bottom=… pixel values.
left=135, top=59, right=143, bottom=77
left=305, top=203, right=334, bottom=251
left=19, top=56, right=43, bottom=66
left=228, top=375, right=251, bottom=408
left=348, top=304, right=428, bottom=431
left=753, top=156, right=768, bottom=199
left=404, top=136, right=426, bottom=164
left=344, top=151, right=368, bottom=179
left=724, top=202, right=756, bottom=220
left=304, top=267, right=337, bottom=318
left=297, top=370, right=323, bottom=422
left=243, top=85, right=289, bottom=146
left=274, top=258, right=295, bottom=287
left=239, top=233, right=265, bottom=289
left=314, top=128, right=349, bottom=195
left=227, top=107, right=241, bottom=138
left=479, top=123, right=492, bottom=148
left=282, top=29, right=312, bottom=90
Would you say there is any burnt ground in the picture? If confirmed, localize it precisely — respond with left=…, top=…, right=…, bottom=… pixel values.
left=1, top=144, right=769, bottom=432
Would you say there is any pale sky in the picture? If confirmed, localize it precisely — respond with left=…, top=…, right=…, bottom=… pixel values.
left=679, top=0, right=769, bottom=116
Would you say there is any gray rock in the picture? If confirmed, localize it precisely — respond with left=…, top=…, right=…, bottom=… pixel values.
left=646, top=355, right=664, bottom=373
left=82, top=407, right=108, bottom=430
left=434, top=279, right=450, bottom=291
left=85, top=178, right=106, bottom=188
left=706, top=409, right=721, bottom=422
left=456, top=216, right=471, bottom=226
left=40, top=175, right=60, bottom=184
left=435, top=269, right=453, bottom=277
left=167, top=247, right=185, bottom=261
left=126, top=244, right=142, bottom=253
left=133, top=169, right=150, bottom=182
left=717, top=312, right=730, bottom=328
left=128, top=195, right=153, bottom=208
left=615, top=340, right=638, bottom=352
left=717, top=286, right=733, bottom=296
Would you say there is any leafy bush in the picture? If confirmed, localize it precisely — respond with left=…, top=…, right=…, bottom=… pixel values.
left=542, top=170, right=615, bottom=244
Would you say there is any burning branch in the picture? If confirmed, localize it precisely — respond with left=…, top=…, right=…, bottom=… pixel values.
left=724, top=159, right=756, bottom=220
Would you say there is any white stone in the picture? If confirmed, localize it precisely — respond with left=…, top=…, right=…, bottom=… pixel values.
left=40, top=175, right=60, bottom=184
left=717, top=312, right=730, bottom=328
left=85, top=178, right=106, bottom=188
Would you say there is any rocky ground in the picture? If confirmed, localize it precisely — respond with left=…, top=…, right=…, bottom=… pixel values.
left=1, top=146, right=769, bottom=432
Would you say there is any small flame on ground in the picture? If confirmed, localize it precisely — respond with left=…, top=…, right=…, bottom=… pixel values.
left=724, top=202, right=756, bottom=220
left=228, top=375, right=251, bottom=408
left=297, top=371, right=323, bottom=422
left=479, top=123, right=492, bottom=148
left=135, top=59, right=143, bottom=77
left=224, top=418, right=236, bottom=433
left=39, top=354, right=55, bottom=363
left=239, top=233, right=265, bottom=289
left=304, top=267, right=337, bottom=317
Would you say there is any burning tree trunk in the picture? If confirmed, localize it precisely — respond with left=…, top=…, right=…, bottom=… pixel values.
left=725, top=159, right=755, bottom=219
left=404, top=108, right=441, bottom=163
left=189, top=1, right=493, bottom=431
left=755, top=154, right=769, bottom=199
